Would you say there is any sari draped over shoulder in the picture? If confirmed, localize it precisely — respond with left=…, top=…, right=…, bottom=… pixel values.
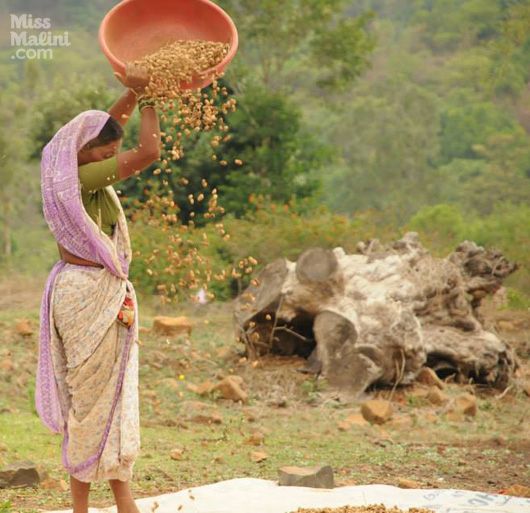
left=37, top=110, right=140, bottom=482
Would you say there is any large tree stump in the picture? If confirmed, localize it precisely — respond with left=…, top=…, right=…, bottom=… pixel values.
left=234, top=233, right=518, bottom=395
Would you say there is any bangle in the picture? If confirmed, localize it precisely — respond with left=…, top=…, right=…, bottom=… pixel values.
left=138, top=95, right=156, bottom=111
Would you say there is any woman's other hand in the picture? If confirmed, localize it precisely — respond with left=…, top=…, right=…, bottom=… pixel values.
left=114, top=63, right=150, bottom=95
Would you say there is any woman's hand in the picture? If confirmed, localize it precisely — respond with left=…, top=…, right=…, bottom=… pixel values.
left=114, top=63, right=150, bottom=95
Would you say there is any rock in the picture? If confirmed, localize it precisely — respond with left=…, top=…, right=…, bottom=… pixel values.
left=445, top=410, right=465, bottom=422
left=338, top=413, right=369, bottom=431
left=500, top=484, right=530, bottom=498
left=169, top=448, right=185, bottom=461
left=195, top=412, right=222, bottom=425
left=388, top=415, right=414, bottom=429
left=15, top=319, right=33, bottom=337
left=360, top=400, right=393, bottom=424
left=152, top=316, right=193, bottom=337
left=216, top=347, right=233, bottom=360
left=0, top=358, right=14, bottom=372
left=421, top=412, right=439, bottom=424
left=496, top=320, right=516, bottom=332
left=243, top=408, right=258, bottom=422
left=416, top=367, right=445, bottom=389
left=213, top=375, right=248, bottom=403
left=426, top=387, right=448, bottom=405
left=40, top=477, right=68, bottom=491
left=196, top=380, right=216, bottom=396
left=451, top=393, right=478, bottom=417
left=250, top=451, right=268, bottom=463
left=179, top=401, right=223, bottom=424
left=138, top=326, right=151, bottom=334
left=278, top=465, right=335, bottom=489
left=397, top=478, right=421, bottom=489
left=245, top=430, right=265, bottom=446
left=0, top=461, right=40, bottom=489
left=186, top=383, right=199, bottom=393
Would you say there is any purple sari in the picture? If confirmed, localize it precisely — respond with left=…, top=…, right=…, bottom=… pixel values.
left=37, top=110, right=138, bottom=478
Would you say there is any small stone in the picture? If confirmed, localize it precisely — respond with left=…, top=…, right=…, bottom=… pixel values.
left=426, top=387, right=448, bottom=405
left=445, top=410, right=465, bottom=422
left=243, top=408, right=258, bottom=422
left=40, top=478, right=68, bottom=491
left=250, top=451, right=268, bottom=463
left=398, top=478, right=421, bottom=489
left=338, top=413, right=369, bottom=431
left=193, top=411, right=222, bottom=424
left=179, top=401, right=223, bottom=424
left=451, top=393, right=478, bottom=417
left=216, top=347, right=233, bottom=360
left=15, top=319, right=33, bottom=337
left=278, top=465, right=335, bottom=489
left=195, top=380, right=215, bottom=396
left=360, top=400, right=393, bottom=424
left=152, top=316, right=193, bottom=337
left=245, top=430, right=265, bottom=446
left=0, top=461, right=41, bottom=489
left=422, top=412, right=439, bottom=423
left=169, top=448, right=185, bottom=461
left=0, top=358, right=14, bottom=372
left=500, top=484, right=530, bottom=498
left=416, top=367, right=445, bottom=389
left=388, top=415, right=414, bottom=428
left=497, top=320, right=516, bottom=331
left=213, top=375, right=248, bottom=403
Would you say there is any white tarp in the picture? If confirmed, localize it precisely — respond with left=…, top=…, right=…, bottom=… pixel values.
left=47, top=478, right=530, bottom=513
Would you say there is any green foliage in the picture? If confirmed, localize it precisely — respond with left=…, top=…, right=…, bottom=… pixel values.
left=3, top=0, right=530, bottom=301
left=0, top=501, right=12, bottom=513
left=439, top=101, right=518, bottom=162
left=408, top=202, right=530, bottom=292
left=218, top=83, right=325, bottom=216
left=407, top=204, right=465, bottom=254
left=123, top=81, right=326, bottom=220
left=323, top=79, right=440, bottom=222
left=506, top=288, right=530, bottom=310
left=414, top=0, right=501, bottom=52
left=128, top=198, right=394, bottom=300
left=30, top=76, right=118, bottom=157
left=220, top=0, right=375, bottom=90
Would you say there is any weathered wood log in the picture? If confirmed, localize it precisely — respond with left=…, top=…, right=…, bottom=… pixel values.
left=234, top=233, right=518, bottom=395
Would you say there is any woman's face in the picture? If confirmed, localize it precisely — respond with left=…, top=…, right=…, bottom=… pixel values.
left=78, top=139, right=122, bottom=164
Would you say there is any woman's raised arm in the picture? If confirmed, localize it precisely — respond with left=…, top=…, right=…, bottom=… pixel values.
left=110, top=63, right=151, bottom=127
left=108, top=89, right=138, bottom=127
left=116, top=104, right=160, bottom=179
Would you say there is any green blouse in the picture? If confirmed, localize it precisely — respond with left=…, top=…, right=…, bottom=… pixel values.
left=78, top=156, right=121, bottom=236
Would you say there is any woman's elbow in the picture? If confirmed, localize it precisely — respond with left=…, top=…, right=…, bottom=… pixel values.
left=143, top=146, right=161, bottom=163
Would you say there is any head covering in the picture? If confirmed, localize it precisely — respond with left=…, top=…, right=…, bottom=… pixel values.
left=36, top=110, right=133, bottom=434
left=41, top=109, right=130, bottom=277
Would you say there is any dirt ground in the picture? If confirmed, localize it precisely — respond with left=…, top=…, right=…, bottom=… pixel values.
left=0, top=276, right=529, bottom=512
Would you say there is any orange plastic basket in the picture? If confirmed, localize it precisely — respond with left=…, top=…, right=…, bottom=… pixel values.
left=99, top=0, right=238, bottom=90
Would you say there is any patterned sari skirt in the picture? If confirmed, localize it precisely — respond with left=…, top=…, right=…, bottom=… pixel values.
left=50, top=263, right=140, bottom=482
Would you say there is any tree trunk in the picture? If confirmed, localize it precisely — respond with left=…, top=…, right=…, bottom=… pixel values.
left=234, top=233, right=518, bottom=395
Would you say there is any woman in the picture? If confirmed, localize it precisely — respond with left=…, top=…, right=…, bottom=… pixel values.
left=36, top=64, right=159, bottom=513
